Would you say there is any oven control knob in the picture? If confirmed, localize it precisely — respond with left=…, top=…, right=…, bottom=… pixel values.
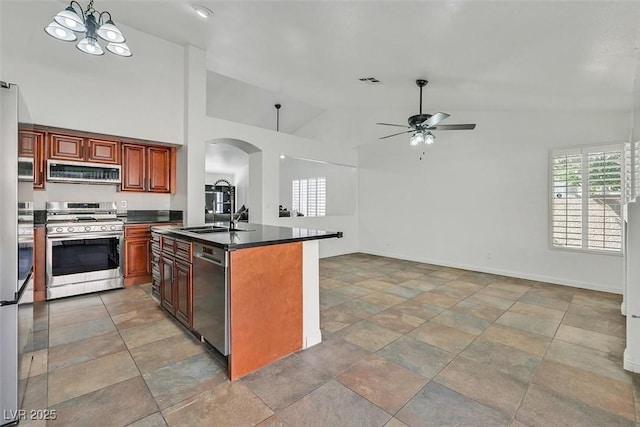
left=101, top=225, right=107, bottom=231
left=67, top=227, right=74, bottom=232
left=85, top=226, right=92, bottom=232
left=110, top=225, right=116, bottom=231
left=56, top=227, right=63, bottom=233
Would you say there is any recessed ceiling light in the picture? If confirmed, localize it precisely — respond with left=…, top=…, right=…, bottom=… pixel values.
left=280, top=155, right=286, bottom=159
left=192, top=5, right=213, bottom=19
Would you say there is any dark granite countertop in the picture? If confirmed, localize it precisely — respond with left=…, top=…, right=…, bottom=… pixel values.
left=151, top=223, right=342, bottom=251
left=121, top=218, right=182, bottom=224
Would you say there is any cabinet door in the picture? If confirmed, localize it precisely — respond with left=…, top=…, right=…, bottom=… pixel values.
left=48, top=134, right=84, bottom=161
left=160, top=256, right=175, bottom=313
left=19, top=130, right=46, bottom=189
left=87, top=138, right=119, bottom=164
left=124, top=238, right=151, bottom=277
left=121, top=143, right=146, bottom=192
left=174, top=259, right=192, bottom=329
left=147, top=146, right=171, bottom=193
left=18, top=130, right=39, bottom=157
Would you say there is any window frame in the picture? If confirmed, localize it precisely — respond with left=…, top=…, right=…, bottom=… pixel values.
left=548, top=143, right=625, bottom=257
left=291, top=176, right=326, bottom=217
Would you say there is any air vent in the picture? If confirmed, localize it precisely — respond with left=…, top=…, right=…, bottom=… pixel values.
left=359, top=77, right=381, bottom=84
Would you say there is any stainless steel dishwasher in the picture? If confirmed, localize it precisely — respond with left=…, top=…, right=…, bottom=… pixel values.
left=192, top=243, right=229, bottom=355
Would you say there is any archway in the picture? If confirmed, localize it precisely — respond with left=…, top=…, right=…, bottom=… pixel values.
left=205, top=138, right=263, bottom=224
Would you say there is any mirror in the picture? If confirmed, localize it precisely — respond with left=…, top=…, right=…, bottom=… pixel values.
left=279, top=156, right=356, bottom=218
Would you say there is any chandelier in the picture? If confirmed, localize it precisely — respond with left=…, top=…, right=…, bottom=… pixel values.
left=44, top=1, right=131, bottom=57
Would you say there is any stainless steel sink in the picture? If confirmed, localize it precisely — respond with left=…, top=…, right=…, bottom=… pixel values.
left=180, top=226, right=229, bottom=234
left=179, top=226, right=253, bottom=234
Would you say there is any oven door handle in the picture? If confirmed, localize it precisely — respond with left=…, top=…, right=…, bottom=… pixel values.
left=47, top=232, right=123, bottom=241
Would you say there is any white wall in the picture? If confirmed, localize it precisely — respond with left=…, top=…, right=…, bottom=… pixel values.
left=205, top=173, right=234, bottom=185
left=1, top=2, right=184, bottom=145
left=356, top=110, right=627, bottom=293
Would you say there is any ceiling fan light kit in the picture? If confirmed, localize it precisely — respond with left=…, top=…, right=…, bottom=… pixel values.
left=377, top=79, right=476, bottom=149
left=44, top=0, right=132, bottom=57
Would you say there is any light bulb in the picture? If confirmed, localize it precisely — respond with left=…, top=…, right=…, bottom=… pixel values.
left=410, top=131, right=425, bottom=146
left=425, top=132, right=435, bottom=145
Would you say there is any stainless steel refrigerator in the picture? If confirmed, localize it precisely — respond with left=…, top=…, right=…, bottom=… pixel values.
left=1, top=82, right=34, bottom=426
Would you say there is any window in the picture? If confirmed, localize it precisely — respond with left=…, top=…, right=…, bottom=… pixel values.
left=551, top=145, right=623, bottom=253
left=292, top=177, right=326, bottom=217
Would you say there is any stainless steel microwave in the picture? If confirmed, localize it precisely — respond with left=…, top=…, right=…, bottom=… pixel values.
left=46, top=160, right=121, bottom=184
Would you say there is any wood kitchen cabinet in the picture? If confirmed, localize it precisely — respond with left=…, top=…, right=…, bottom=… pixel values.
left=121, top=143, right=174, bottom=193
left=174, top=259, right=193, bottom=328
left=18, top=129, right=46, bottom=189
left=124, top=223, right=180, bottom=287
left=156, top=234, right=193, bottom=329
left=49, top=133, right=119, bottom=164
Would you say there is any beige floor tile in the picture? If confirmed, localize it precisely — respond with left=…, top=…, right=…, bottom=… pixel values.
left=496, top=311, right=559, bottom=337
left=129, top=332, right=205, bottom=374
left=509, top=302, right=565, bottom=321
left=516, top=384, right=634, bottom=427
left=48, top=330, right=126, bottom=371
left=533, top=359, right=635, bottom=421
left=435, top=356, right=528, bottom=418
left=360, top=291, right=406, bottom=308
left=337, top=354, right=428, bottom=413
left=49, top=377, right=157, bottom=427
left=479, top=324, right=551, bottom=357
left=48, top=350, right=140, bottom=406
left=368, top=308, right=425, bottom=334
left=412, top=291, right=461, bottom=308
left=120, top=318, right=185, bottom=349
left=545, top=340, right=632, bottom=384
left=162, top=382, right=273, bottom=427
left=338, top=320, right=402, bottom=352
left=555, top=324, right=625, bottom=358
left=409, top=321, right=476, bottom=353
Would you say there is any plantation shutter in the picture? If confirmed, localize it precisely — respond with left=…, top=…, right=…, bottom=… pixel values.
left=552, top=150, right=583, bottom=249
left=587, top=149, right=622, bottom=251
left=317, top=178, right=326, bottom=216
left=551, top=145, right=623, bottom=253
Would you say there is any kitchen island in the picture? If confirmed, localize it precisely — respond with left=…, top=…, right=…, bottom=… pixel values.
left=150, top=223, right=341, bottom=380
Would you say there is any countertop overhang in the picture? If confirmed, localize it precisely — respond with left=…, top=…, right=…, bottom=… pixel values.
left=151, top=222, right=342, bottom=250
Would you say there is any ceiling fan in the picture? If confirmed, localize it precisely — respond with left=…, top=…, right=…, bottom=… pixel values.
left=377, top=79, right=476, bottom=145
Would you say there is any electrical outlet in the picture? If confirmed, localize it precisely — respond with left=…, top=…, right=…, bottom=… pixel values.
left=121, top=200, right=128, bottom=208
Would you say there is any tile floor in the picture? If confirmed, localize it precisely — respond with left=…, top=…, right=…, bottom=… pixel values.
left=18, top=253, right=640, bottom=426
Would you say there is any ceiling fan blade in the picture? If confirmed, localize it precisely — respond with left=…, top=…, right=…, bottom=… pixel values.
left=422, top=112, right=450, bottom=128
left=430, top=124, right=476, bottom=130
left=376, top=122, right=411, bottom=128
left=379, top=130, right=413, bottom=140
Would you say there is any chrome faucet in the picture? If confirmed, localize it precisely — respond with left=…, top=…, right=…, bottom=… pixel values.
left=228, top=186, right=236, bottom=231
left=212, top=179, right=236, bottom=231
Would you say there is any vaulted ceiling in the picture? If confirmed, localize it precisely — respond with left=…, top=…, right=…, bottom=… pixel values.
left=19, top=1, right=640, bottom=134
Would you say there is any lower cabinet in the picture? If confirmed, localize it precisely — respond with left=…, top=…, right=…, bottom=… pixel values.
left=157, top=234, right=193, bottom=330
left=124, top=222, right=180, bottom=287
left=174, top=259, right=193, bottom=328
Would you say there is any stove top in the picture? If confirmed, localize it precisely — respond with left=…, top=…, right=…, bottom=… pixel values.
left=45, top=202, right=123, bottom=236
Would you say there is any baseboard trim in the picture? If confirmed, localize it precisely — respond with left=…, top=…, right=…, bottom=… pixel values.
left=359, top=249, right=622, bottom=295
left=304, top=330, right=322, bottom=349
left=624, top=348, right=640, bottom=373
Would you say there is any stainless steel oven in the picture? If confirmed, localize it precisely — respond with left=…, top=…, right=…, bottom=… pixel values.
left=45, top=202, right=124, bottom=300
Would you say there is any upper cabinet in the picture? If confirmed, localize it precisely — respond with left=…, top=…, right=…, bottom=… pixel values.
left=121, top=143, right=174, bottom=193
left=18, top=129, right=46, bottom=189
left=49, top=133, right=119, bottom=164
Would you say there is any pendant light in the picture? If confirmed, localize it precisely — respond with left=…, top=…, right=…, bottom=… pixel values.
left=275, top=104, right=281, bottom=132
left=44, top=1, right=132, bottom=57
